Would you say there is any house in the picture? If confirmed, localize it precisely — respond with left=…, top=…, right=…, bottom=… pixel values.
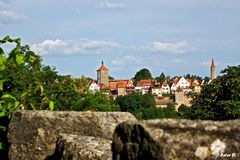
left=188, top=79, right=201, bottom=93
left=109, top=80, right=118, bottom=99
left=175, top=76, right=191, bottom=88
left=126, top=80, right=135, bottom=95
left=170, top=76, right=192, bottom=93
left=88, top=80, right=100, bottom=93
left=117, top=80, right=128, bottom=96
left=161, top=80, right=170, bottom=93
left=109, top=79, right=135, bottom=98
left=135, top=81, right=143, bottom=93
left=155, top=96, right=177, bottom=108
left=170, top=83, right=177, bottom=93
left=139, top=79, right=153, bottom=94
left=150, top=81, right=162, bottom=97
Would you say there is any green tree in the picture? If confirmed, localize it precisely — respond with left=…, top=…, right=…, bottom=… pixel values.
left=142, top=103, right=178, bottom=119
left=177, top=104, right=191, bottom=118
left=0, top=36, right=121, bottom=158
left=155, top=72, right=166, bottom=81
left=184, top=74, right=202, bottom=81
left=188, top=65, right=240, bottom=120
left=133, top=68, right=153, bottom=81
left=109, top=75, right=114, bottom=80
left=115, top=93, right=156, bottom=119
left=73, top=92, right=120, bottom=111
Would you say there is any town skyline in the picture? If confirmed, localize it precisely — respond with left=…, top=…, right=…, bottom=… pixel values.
left=1, top=0, right=239, bottom=79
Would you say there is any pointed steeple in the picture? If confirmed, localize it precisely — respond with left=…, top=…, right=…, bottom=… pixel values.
left=97, top=61, right=108, bottom=71
left=210, top=58, right=216, bottom=80
left=211, top=58, right=216, bottom=68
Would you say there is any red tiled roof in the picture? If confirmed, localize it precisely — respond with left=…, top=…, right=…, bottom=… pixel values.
left=139, top=79, right=152, bottom=86
left=171, top=76, right=181, bottom=84
left=211, top=58, right=216, bottom=67
left=97, top=65, right=109, bottom=71
left=118, top=80, right=128, bottom=88
left=99, top=83, right=109, bottom=89
left=109, top=81, right=118, bottom=90
left=127, top=80, right=133, bottom=85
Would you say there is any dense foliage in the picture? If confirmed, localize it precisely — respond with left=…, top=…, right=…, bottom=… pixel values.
left=155, top=72, right=166, bottom=81
left=133, top=68, right=153, bottom=81
left=184, top=74, right=202, bottom=81
left=142, top=103, right=178, bottom=119
left=0, top=36, right=119, bottom=158
left=188, top=65, right=240, bottom=120
left=115, top=93, right=178, bottom=119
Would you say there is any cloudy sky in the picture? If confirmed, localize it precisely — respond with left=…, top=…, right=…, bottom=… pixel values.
left=0, top=0, right=239, bottom=79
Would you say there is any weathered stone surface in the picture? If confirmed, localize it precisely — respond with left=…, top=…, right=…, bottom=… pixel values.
left=112, top=119, right=240, bottom=160
left=8, top=110, right=135, bottom=160
left=47, top=134, right=112, bottom=160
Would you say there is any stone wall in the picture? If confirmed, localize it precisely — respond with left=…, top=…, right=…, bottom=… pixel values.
left=8, top=110, right=240, bottom=160
left=8, top=110, right=135, bottom=160
left=112, top=119, right=240, bottom=160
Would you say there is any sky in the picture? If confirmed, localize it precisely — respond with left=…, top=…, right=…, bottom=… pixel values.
left=0, top=0, right=239, bottom=79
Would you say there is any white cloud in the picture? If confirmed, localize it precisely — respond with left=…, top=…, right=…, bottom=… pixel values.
left=99, top=1, right=127, bottom=9
left=0, top=10, right=26, bottom=23
left=111, top=55, right=141, bottom=66
left=31, top=39, right=120, bottom=56
left=31, top=39, right=68, bottom=56
left=141, top=41, right=194, bottom=55
left=151, top=41, right=189, bottom=54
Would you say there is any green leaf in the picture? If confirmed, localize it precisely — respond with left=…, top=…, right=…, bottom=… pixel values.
left=30, top=102, right=35, bottom=109
left=0, top=111, right=6, bottom=118
left=20, top=92, right=28, bottom=98
left=14, top=38, right=21, bottom=46
left=16, top=53, right=25, bottom=64
left=0, top=65, right=5, bottom=71
left=1, top=94, right=17, bottom=101
left=49, top=101, right=54, bottom=111
left=0, top=55, right=7, bottom=65
left=1, top=36, right=10, bottom=43
left=0, top=142, right=4, bottom=150
left=0, top=79, right=6, bottom=91
left=35, top=82, right=44, bottom=93
left=0, top=126, right=6, bottom=132
left=14, top=101, right=20, bottom=108
left=0, top=47, right=4, bottom=55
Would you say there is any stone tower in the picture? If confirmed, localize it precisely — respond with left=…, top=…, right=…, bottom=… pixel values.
left=210, top=58, right=216, bottom=80
left=97, top=61, right=109, bottom=89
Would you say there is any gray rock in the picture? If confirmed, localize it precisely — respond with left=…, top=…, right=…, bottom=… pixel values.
left=48, top=134, right=112, bottom=160
left=112, top=119, right=240, bottom=160
left=8, top=110, right=135, bottom=160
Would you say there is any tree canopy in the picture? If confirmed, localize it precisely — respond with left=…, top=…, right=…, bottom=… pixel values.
left=115, top=93, right=156, bottom=119
left=188, top=65, right=240, bottom=120
left=155, top=72, right=166, bottom=81
left=133, top=68, right=153, bottom=81
left=184, top=74, right=202, bottom=81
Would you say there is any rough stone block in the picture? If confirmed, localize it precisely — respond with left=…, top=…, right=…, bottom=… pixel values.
left=8, top=110, right=135, bottom=160
left=112, top=119, right=240, bottom=160
left=46, top=134, right=112, bottom=160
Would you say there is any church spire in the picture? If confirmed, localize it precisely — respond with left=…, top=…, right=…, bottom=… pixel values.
left=211, top=58, right=216, bottom=68
left=210, top=58, right=216, bottom=80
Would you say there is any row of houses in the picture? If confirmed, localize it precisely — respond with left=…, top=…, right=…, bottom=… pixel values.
left=86, top=59, right=216, bottom=109
left=88, top=76, right=203, bottom=98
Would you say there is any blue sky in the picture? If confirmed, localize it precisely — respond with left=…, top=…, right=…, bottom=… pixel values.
left=0, top=0, right=239, bottom=79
